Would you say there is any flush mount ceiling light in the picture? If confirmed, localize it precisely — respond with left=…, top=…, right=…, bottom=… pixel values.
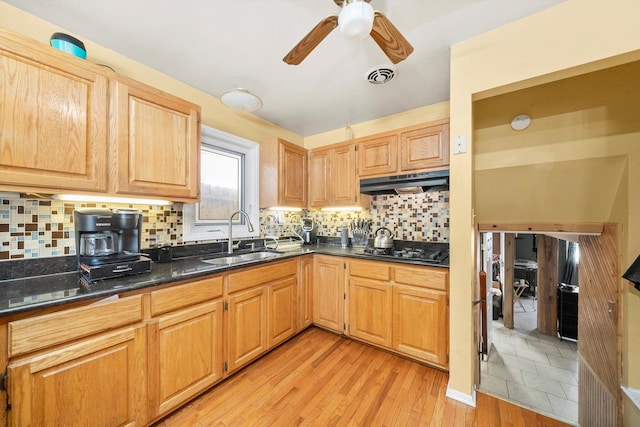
left=220, top=88, right=263, bottom=112
left=338, top=0, right=374, bottom=40
left=511, top=114, right=531, bottom=131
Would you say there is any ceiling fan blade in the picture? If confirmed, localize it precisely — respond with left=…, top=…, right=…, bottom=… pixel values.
left=283, top=15, right=338, bottom=65
left=370, top=11, right=414, bottom=64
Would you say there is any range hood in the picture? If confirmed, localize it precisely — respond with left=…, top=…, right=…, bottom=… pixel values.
left=359, top=169, right=449, bottom=195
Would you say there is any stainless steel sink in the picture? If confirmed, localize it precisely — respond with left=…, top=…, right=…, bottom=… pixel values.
left=201, top=256, right=244, bottom=266
left=201, top=251, right=284, bottom=266
left=237, top=251, right=281, bottom=261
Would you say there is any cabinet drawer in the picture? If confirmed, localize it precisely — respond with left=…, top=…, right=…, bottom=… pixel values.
left=151, top=275, right=223, bottom=316
left=228, top=259, right=297, bottom=294
left=349, top=260, right=391, bottom=281
left=8, top=294, right=143, bottom=358
left=394, top=266, right=448, bottom=291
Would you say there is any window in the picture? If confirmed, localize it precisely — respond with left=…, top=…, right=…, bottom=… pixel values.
left=183, top=125, right=259, bottom=241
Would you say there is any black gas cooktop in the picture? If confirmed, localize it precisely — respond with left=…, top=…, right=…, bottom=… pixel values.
left=363, top=242, right=449, bottom=265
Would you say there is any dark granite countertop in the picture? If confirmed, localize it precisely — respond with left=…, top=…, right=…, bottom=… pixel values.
left=0, top=243, right=448, bottom=317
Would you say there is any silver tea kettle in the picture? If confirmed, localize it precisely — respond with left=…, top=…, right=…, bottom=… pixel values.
left=374, top=227, right=394, bottom=249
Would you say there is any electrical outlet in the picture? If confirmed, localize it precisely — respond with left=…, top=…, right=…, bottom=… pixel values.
left=453, top=135, right=467, bottom=154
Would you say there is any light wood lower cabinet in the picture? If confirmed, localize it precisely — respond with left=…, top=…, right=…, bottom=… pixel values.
left=226, top=259, right=298, bottom=373
left=6, top=295, right=147, bottom=426
left=148, top=276, right=224, bottom=419
left=297, top=255, right=314, bottom=332
left=348, top=277, right=392, bottom=347
left=392, top=285, right=448, bottom=366
left=268, top=276, right=297, bottom=348
left=313, top=255, right=345, bottom=333
left=227, top=286, right=268, bottom=372
left=347, top=259, right=449, bottom=368
left=8, top=325, right=147, bottom=426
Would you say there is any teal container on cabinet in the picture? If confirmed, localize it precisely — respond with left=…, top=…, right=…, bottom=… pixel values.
left=50, top=32, right=86, bottom=59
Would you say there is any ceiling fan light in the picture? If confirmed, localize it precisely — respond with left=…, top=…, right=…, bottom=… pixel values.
left=220, top=88, right=263, bottom=112
left=338, top=1, right=374, bottom=41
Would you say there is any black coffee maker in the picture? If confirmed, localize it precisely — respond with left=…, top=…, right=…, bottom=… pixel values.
left=74, top=208, right=151, bottom=285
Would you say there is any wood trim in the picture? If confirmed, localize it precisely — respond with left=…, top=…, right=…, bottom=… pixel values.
left=478, top=222, right=604, bottom=235
left=537, top=235, right=559, bottom=336
left=503, top=234, right=515, bottom=329
left=578, top=224, right=622, bottom=411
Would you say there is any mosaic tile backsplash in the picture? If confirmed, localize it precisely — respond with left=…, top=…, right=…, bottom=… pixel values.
left=0, top=191, right=448, bottom=260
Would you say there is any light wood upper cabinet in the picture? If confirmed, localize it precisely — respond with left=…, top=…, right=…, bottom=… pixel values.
left=357, top=120, right=450, bottom=178
left=260, top=138, right=307, bottom=208
left=357, top=134, right=398, bottom=177
left=308, top=148, right=330, bottom=208
left=312, top=255, right=345, bottom=333
left=332, top=144, right=360, bottom=205
left=0, top=28, right=201, bottom=202
left=308, top=143, right=369, bottom=209
left=110, top=78, right=200, bottom=201
left=0, top=28, right=108, bottom=193
left=400, top=122, right=449, bottom=172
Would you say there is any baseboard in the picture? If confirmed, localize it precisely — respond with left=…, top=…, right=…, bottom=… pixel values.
left=446, top=383, right=476, bottom=407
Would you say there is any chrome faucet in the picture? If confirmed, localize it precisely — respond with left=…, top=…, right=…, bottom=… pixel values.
left=228, top=210, right=255, bottom=254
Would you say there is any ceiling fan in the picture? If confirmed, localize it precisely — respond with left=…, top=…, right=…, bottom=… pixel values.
left=283, top=0, right=414, bottom=65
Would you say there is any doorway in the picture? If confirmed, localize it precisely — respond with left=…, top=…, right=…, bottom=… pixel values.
left=475, top=224, right=621, bottom=427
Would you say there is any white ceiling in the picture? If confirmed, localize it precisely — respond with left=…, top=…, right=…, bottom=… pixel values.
left=5, top=0, right=564, bottom=136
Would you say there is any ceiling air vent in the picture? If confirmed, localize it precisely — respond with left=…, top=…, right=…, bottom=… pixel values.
left=365, top=64, right=396, bottom=85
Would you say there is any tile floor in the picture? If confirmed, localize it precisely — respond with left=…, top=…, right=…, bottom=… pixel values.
left=479, top=295, right=579, bottom=426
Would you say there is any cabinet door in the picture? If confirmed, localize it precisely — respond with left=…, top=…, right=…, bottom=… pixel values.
left=110, top=79, right=200, bottom=201
left=280, top=142, right=307, bottom=207
left=308, top=149, right=330, bottom=208
left=0, top=30, right=108, bottom=192
left=268, top=276, right=297, bottom=348
left=227, top=286, right=267, bottom=372
left=348, top=277, right=392, bottom=348
left=312, top=256, right=345, bottom=333
left=400, top=123, right=449, bottom=172
left=8, top=325, right=147, bottom=426
left=298, top=256, right=314, bottom=332
left=148, top=301, right=223, bottom=419
left=357, top=135, right=398, bottom=177
left=393, top=285, right=448, bottom=367
left=331, top=144, right=358, bottom=205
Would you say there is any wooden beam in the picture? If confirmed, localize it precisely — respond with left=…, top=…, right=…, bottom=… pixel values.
left=478, top=223, right=604, bottom=235
left=537, top=235, right=558, bottom=336
left=503, top=234, right=515, bottom=329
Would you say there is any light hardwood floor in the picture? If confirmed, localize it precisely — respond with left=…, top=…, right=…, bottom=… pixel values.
left=154, top=327, right=570, bottom=426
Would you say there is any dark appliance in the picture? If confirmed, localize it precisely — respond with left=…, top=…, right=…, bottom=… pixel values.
left=623, top=254, right=640, bottom=291
left=558, top=283, right=579, bottom=341
left=300, top=218, right=316, bottom=245
left=363, top=242, right=449, bottom=265
left=74, top=208, right=151, bottom=285
left=359, top=169, right=449, bottom=195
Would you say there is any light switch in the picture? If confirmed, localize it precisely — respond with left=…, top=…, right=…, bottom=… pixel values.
left=453, top=135, right=467, bottom=154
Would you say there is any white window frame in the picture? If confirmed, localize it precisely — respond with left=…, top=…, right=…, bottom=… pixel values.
left=183, top=125, right=259, bottom=242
